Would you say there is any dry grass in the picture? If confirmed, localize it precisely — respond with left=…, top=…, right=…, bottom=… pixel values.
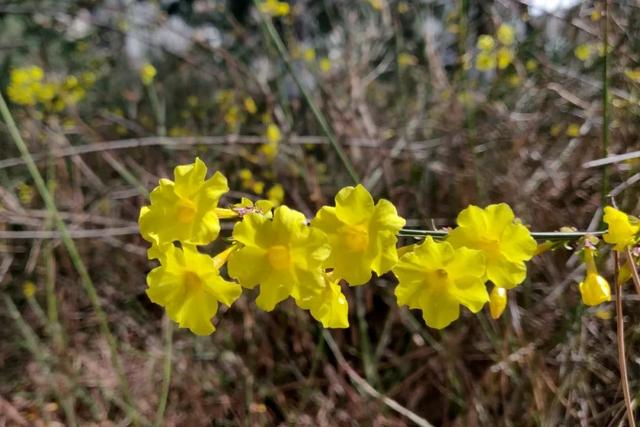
left=1, top=0, right=640, bottom=425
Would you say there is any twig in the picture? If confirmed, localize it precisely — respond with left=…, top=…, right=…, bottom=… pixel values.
left=253, top=0, right=360, bottom=184
left=0, top=226, right=139, bottom=240
left=613, top=251, right=636, bottom=427
left=321, top=330, right=434, bottom=427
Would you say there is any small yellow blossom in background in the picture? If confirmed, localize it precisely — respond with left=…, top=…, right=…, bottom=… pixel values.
left=367, top=0, right=384, bottom=11
left=574, top=44, right=592, bottom=62
left=22, top=281, right=37, bottom=299
left=591, top=8, right=602, bottom=21
left=266, top=123, right=282, bottom=144
left=239, top=168, right=253, bottom=185
left=397, top=1, right=409, bottom=13
left=476, top=51, right=496, bottom=71
left=252, top=181, right=265, bottom=195
left=258, top=0, right=290, bottom=17
left=303, top=48, right=316, bottom=62
left=243, top=97, right=258, bottom=114
left=566, top=123, right=581, bottom=137
left=508, top=74, right=522, bottom=87
left=578, top=248, right=611, bottom=306
left=139, top=158, right=229, bottom=247
left=320, top=57, right=332, bottom=73
left=489, top=286, right=507, bottom=319
left=526, top=59, right=538, bottom=72
left=624, top=68, right=640, bottom=83
left=603, top=206, right=639, bottom=251
left=8, top=66, right=45, bottom=105
left=311, top=184, right=406, bottom=285
left=550, top=124, right=563, bottom=137
left=224, top=105, right=240, bottom=129
left=398, top=53, right=418, bottom=68
left=146, top=244, right=242, bottom=335
left=140, top=63, right=157, bottom=85
left=261, top=123, right=282, bottom=160
left=228, top=206, right=330, bottom=311
left=393, top=237, right=488, bottom=329
left=477, top=35, right=496, bottom=51
left=497, top=23, right=515, bottom=46
left=17, top=182, right=34, bottom=205
left=496, top=47, right=514, bottom=69
left=447, top=203, right=537, bottom=289
left=297, top=275, right=349, bottom=328
left=267, top=184, right=285, bottom=206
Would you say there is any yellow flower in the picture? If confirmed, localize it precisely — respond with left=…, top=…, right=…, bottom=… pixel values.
left=266, top=123, right=282, bottom=144
left=496, top=47, right=514, bottom=70
left=320, top=57, right=332, bottom=73
left=574, top=44, right=592, bottom=62
left=252, top=181, right=265, bottom=195
left=267, top=184, right=285, bottom=206
left=146, top=244, right=242, bottom=335
left=477, top=35, right=496, bottom=51
left=140, top=63, right=157, bottom=85
left=526, top=59, right=538, bottom=72
left=303, top=48, right=316, bottom=62
left=489, top=286, right=507, bottom=319
left=244, top=97, right=258, bottom=114
left=624, top=68, right=640, bottom=83
left=603, top=206, right=639, bottom=251
left=260, top=123, right=282, bottom=160
left=393, top=237, right=488, bottom=329
left=239, top=168, right=253, bottom=183
left=566, top=123, right=581, bottom=137
left=579, top=273, right=611, bottom=306
left=139, top=158, right=229, bottom=246
left=22, top=281, right=37, bottom=299
left=258, top=0, right=290, bottom=17
left=398, top=53, right=418, bottom=67
left=476, top=51, right=496, bottom=71
left=228, top=206, right=330, bottom=311
left=447, top=203, right=537, bottom=289
left=497, top=24, right=515, bottom=46
left=311, top=184, right=406, bottom=285
left=577, top=247, right=611, bottom=306
left=7, top=66, right=46, bottom=106
left=297, top=275, right=349, bottom=328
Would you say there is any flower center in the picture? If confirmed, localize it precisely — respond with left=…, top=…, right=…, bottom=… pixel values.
left=426, top=268, right=450, bottom=290
left=182, top=271, right=203, bottom=293
left=267, top=245, right=290, bottom=270
left=343, top=224, right=370, bottom=252
left=176, top=198, right=197, bottom=223
left=478, top=237, right=501, bottom=257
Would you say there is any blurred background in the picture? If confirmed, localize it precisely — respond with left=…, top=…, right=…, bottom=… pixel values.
left=1, top=0, right=639, bottom=425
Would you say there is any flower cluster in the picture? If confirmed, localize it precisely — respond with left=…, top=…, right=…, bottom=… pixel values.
left=475, top=24, right=516, bottom=71
left=140, top=159, right=638, bottom=335
left=7, top=66, right=94, bottom=111
left=140, top=158, right=405, bottom=334
left=393, top=203, right=537, bottom=328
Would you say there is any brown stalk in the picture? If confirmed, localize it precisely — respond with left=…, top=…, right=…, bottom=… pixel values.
left=614, top=251, right=636, bottom=427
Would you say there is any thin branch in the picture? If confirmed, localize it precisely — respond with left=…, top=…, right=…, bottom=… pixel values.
left=614, top=251, right=636, bottom=427
left=321, top=330, right=434, bottom=427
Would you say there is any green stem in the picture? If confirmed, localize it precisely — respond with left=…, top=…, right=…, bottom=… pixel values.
left=153, top=318, right=173, bottom=427
left=0, top=92, right=140, bottom=424
left=253, top=1, right=360, bottom=184
left=399, top=229, right=605, bottom=241
left=601, top=0, right=609, bottom=204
